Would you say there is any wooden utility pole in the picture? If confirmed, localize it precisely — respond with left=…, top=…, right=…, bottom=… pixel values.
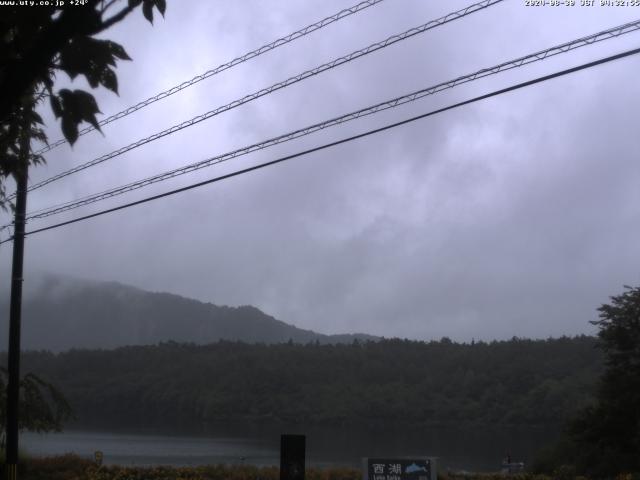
left=5, top=112, right=30, bottom=480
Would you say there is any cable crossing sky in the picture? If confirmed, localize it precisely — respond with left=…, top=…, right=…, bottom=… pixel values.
left=14, top=0, right=504, bottom=200
left=2, top=45, right=638, bottom=246
left=34, top=0, right=389, bottom=156
left=20, top=18, right=640, bottom=223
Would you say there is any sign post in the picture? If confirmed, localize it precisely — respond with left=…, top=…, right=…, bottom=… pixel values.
left=363, top=458, right=436, bottom=480
left=280, top=434, right=305, bottom=480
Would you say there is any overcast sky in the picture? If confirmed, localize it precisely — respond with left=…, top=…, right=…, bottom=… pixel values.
left=2, top=0, right=640, bottom=341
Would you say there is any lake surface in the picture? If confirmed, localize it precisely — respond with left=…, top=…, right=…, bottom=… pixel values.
left=21, top=424, right=559, bottom=472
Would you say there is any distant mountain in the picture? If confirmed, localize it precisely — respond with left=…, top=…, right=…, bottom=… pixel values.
left=0, top=275, right=378, bottom=352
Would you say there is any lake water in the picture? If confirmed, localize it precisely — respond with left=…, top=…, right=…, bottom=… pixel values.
left=21, top=424, right=559, bottom=472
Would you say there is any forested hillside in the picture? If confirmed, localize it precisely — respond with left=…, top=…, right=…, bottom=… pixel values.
left=14, top=336, right=601, bottom=429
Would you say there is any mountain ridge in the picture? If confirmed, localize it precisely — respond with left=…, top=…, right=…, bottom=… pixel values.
left=0, top=274, right=378, bottom=352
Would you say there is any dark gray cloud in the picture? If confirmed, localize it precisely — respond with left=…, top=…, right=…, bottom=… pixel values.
left=2, top=0, right=640, bottom=341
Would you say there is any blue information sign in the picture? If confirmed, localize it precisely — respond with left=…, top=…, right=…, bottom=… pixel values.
left=363, top=458, right=435, bottom=480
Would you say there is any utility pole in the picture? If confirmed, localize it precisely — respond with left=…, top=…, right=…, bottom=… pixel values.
left=5, top=110, right=30, bottom=480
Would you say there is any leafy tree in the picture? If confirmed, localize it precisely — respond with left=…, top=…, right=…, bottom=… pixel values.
left=569, top=285, right=640, bottom=475
left=534, top=286, right=640, bottom=476
left=0, top=367, right=73, bottom=450
left=0, top=0, right=166, bottom=209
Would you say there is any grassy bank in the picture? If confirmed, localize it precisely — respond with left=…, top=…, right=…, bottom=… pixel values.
left=18, top=455, right=360, bottom=480
left=13, top=455, right=640, bottom=480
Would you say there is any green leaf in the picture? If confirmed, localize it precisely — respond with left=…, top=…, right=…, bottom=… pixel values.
left=59, top=37, right=120, bottom=87
left=155, top=0, right=166, bottom=16
left=30, top=110, right=44, bottom=125
left=30, top=128, right=48, bottom=147
left=42, top=75, right=54, bottom=93
left=31, top=153, right=46, bottom=166
left=101, top=69, right=118, bottom=94
left=84, top=69, right=101, bottom=89
left=71, top=90, right=102, bottom=131
left=59, top=37, right=92, bottom=79
left=58, top=89, right=103, bottom=143
left=50, top=95, right=62, bottom=118
left=61, top=115, right=79, bottom=145
left=142, top=0, right=154, bottom=23
left=108, top=41, right=132, bottom=61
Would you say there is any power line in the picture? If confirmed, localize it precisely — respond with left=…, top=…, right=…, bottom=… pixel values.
left=34, top=0, right=389, bottom=156
left=22, top=18, right=640, bottom=222
left=2, top=45, right=637, bottom=245
left=14, top=0, right=503, bottom=199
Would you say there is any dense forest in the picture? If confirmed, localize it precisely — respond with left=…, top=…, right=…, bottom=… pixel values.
left=10, top=336, right=601, bottom=430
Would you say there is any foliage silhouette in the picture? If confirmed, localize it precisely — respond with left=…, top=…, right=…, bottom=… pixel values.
left=0, top=367, right=73, bottom=450
left=0, top=0, right=166, bottom=209
left=533, top=286, right=640, bottom=477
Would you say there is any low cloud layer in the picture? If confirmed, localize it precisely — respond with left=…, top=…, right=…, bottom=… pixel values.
left=2, top=0, right=639, bottom=341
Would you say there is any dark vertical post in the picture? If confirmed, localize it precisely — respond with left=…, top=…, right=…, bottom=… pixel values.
left=280, top=434, right=305, bottom=480
left=5, top=124, right=29, bottom=480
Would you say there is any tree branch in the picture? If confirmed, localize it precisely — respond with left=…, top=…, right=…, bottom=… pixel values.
left=101, top=0, right=121, bottom=15
left=100, top=3, right=137, bottom=31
